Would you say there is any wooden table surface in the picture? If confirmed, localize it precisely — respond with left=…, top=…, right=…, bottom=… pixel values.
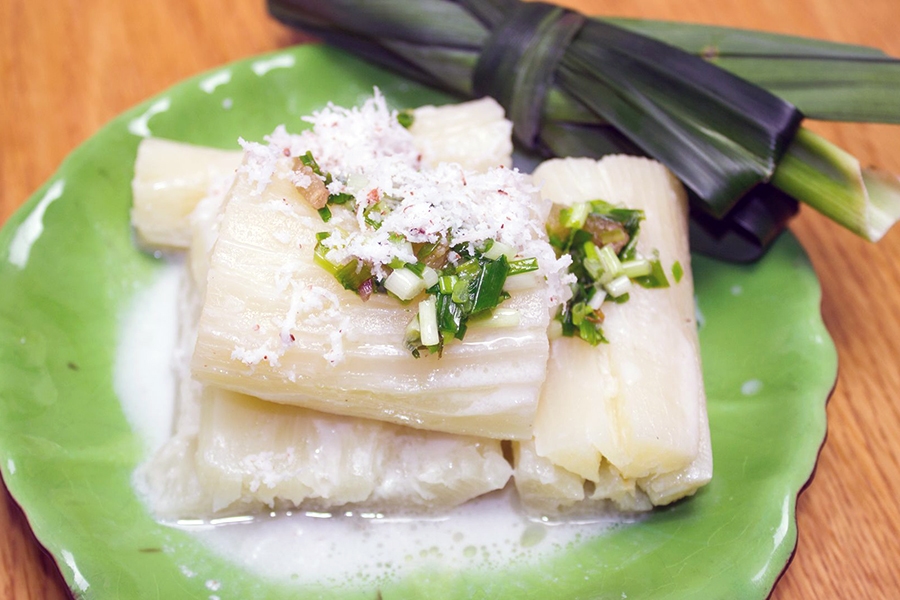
left=2, top=0, right=899, bottom=598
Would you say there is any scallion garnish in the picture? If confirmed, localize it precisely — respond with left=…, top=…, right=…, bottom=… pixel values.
left=483, top=240, right=515, bottom=261
left=384, top=267, right=427, bottom=301
left=507, top=257, right=539, bottom=276
left=328, top=192, right=355, bottom=205
left=549, top=199, right=673, bottom=345
left=604, top=275, right=632, bottom=298
left=418, top=297, right=440, bottom=347
left=621, top=258, right=653, bottom=279
left=634, top=258, right=671, bottom=289
left=672, top=261, right=684, bottom=283
left=400, top=252, right=520, bottom=356
left=469, top=255, right=510, bottom=313
left=438, top=275, right=458, bottom=295
left=397, top=109, right=415, bottom=129
left=421, top=266, right=440, bottom=289
left=314, top=218, right=534, bottom=355
left=299, top=150, right=324, bottom=176
left=313, top=237, right=372, bottom=291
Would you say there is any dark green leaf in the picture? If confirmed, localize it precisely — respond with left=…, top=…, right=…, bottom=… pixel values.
left=470, top=256, right=510, bottom=314
left=606, top=18, right=900, bottom=123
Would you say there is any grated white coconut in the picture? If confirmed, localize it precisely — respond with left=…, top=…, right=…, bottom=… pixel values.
left=235, top=90, right=573, bottom=335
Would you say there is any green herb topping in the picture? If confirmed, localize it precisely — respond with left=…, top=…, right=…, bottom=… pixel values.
left=549, top=199, right=671, bottom=345
left=315, top=229, right=539, bottom=357
left=396, top=109, right=415, bottom=129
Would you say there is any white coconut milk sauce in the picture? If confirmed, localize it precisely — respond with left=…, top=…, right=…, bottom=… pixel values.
left=115, top=263, right=636, bottom=590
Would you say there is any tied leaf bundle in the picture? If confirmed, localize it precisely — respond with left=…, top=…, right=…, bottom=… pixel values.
left=268, top=0, right=900, bottom=261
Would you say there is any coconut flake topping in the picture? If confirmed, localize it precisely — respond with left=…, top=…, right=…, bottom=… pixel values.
left=238, top=90, right=572, bottom=309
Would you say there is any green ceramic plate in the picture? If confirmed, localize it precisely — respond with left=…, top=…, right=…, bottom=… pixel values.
left=0, top=45, right=835, bottom=599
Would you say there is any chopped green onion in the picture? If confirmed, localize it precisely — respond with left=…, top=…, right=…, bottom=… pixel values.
left=421, top=266, right=439, bottom=288
left=334, top=260, right=372, bottom=292
left=418, top=297, right=440, bottom=346
left=621, top=258, right=653, bottom=278
left=604, top=275, right=632, bottom=298
left=404, top=261, right=427, bottom=277
left=634, top=258, right=671, bottom=289
left=596, top=244, right=623, bottom=281
left=508, top=257, right=539, bottom=275
left=416, top=241, right=439, bottom=261
left=583, top=257, right=604, bottom=280
left=318, top=206, right=332, bottom=222
left=582, top=240, right=604, bottom=279
left=313, top=244, right=339, bottom=276
left=397, top=109, right=415, bottom=129
left=571, top=301, right=591, bottom=326
left=588, top=289, right=607, bottom=311
left=388, top=257, right=407, bottom=271
left=384, top=268, right=426, bottom=301
left=438, top=275, right=458, bottom=294
left=436, top=292, right=466, bottom=340
left=592, top=223, right=629, bottom=249
left=503, top=271, right=540, bottom=291
left=451, top=277, right=471, bottom=303
left=672, top=261, right=684, bottom=283
left=363, top=203, right=386, bottom=229
left=578, top=320, right=607, bottom=345
left=404, top=315, right=422, bottom=359
left=470, top=256, right=510, bottom=314
left=476, top=307, right=520, bottom=328
left=455, top=258, right=480, bottom=278
left=328, top=192, right=355, bottom=205
left=311, top=212, right=535, bottom=355
left=564, top=302, right=606, bottom=346
left=313, top=243, right=371, bottom=291
left=561, top=202, right=590, bottom=229
left=483, top=240, right=516, bottom=260
left=299, top=150, right=323, bottom=175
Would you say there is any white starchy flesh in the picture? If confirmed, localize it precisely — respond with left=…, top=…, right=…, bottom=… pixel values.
left=517, top=155, right=711, bottom=510
left=512, top=441, right=653, bottom=514
left=192, top=167, right=549, bottom=439
left=188, top=185, right=231, bottom=293
left=637, top=407, right=712, bottom=506
left=195, top=388, right=511, bottom=515
left=410, top=97, right=514, bottom=172
left=191, top=94, right=565, bottom=440
left=137, top=232, right=511, bottom=520
left=132, top=96, right=711, bottom=527
left=131, top=138, right=242, bottom=248
left=590, top=461, right=653, bottom=512
left=512, top=440, right=585, bottom=514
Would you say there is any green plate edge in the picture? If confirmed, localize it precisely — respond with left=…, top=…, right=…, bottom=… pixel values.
left=0, top=44, right=836, bottom=599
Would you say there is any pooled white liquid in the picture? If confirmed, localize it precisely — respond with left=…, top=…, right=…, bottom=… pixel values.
left=114, top=262, right=182, bottom=454
left=115, top=263, right=631, bottom=590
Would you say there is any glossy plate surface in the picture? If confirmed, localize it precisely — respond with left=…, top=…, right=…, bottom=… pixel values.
left=0, top=45, right=836, bottom=599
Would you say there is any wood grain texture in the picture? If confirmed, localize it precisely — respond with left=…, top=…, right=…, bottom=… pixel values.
left=1, top=0, right=898, bottom=598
